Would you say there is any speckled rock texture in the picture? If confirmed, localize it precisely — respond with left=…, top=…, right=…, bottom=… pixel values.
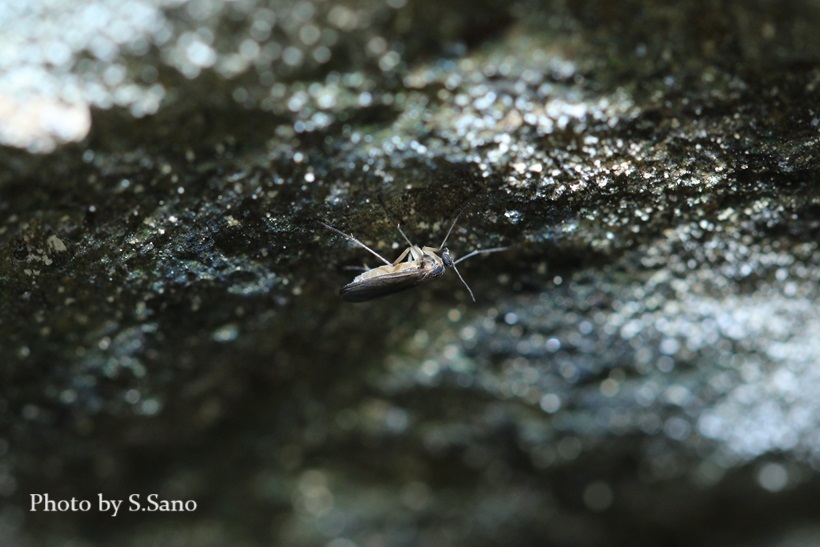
left=1, top=0, right=819, bottom=545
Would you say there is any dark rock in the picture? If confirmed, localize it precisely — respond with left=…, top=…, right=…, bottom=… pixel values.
left=1, top=0, right=818, bottom=545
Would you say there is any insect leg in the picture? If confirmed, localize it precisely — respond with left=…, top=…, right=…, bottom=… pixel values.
left=395, top=225, right=426, bottom=263
left=437, top=203, right=472, bottom=249
left=391, top=247, right=412, bottom=265
left=453, top=246, right=509, bottom=265
left=319, top=221, right=392, bottom=266
left=395, top=223, right=416, bottom=248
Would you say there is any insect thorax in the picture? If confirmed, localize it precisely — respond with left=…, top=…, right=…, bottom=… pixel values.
left=421, top=255, right=445, bottom=276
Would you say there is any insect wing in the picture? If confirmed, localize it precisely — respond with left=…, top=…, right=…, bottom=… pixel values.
left=340, top=266, right=443, bottom=302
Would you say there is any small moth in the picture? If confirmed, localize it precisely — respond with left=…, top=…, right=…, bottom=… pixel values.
left=320, top=212, right=507, bottom=302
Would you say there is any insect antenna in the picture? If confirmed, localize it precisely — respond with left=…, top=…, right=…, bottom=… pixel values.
left=318, top=221, right=392, bottom=266
left=450, top=262, right=475, bottom=302
left=453, top=246, right=509, bottom=265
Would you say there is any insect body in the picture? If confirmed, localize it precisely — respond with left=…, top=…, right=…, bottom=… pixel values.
left=320, top=213, right=507, bottom=303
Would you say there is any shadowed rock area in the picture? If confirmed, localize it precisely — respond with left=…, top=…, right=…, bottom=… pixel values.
left=1, top=0, right=819, bottom=545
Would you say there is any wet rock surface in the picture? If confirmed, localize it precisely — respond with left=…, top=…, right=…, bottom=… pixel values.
left=1, top=0, right=819, bottom=545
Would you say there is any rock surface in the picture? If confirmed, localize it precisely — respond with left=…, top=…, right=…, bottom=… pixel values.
left=1, top=0, right=819, bottom=545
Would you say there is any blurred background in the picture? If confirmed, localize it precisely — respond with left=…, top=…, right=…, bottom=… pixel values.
left=1, top=0, right=819, bottom=545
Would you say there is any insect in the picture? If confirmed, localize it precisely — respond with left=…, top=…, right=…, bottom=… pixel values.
left=320, top=211, right=508, bottom=302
